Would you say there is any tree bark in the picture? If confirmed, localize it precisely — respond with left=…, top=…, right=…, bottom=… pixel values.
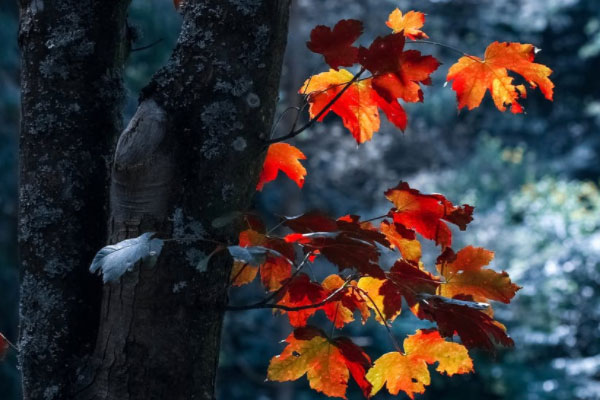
left=78, top=1, right=291, bottom=400
left=18, top=1, right=130, bottom=398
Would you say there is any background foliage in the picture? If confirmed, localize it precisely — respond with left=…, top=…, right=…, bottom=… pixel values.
left=0, top=0, right=599, bottom=399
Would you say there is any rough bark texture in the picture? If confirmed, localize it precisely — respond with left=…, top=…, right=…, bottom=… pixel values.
left=18, top=1, right=130, bottom=399
left=78, top=1, right=291, bottom=399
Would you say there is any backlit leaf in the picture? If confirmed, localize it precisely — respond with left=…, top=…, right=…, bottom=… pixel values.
left=257, top=143, right=307, bottom=191
left=447, top=41, right=554, bottom=113
left=230, top=261, right=258, bottom=286
left=358, top=33, right=440, bottom=103
left=321, top=274, right=370, bottom=328
left=367, top=329, right=473, bottom=398
left=386, top=9, right=429, bottom=40
left=301, top=69, right=406, bottom=143
left=438, top=246, right=521, bottom=303
left=232, top=229, right=294, bottom=291
left=267, top=327, right=372, bottom=398
left=385, top=181, right=474, bottom=247
left=379, top=220, right=421, bottom=262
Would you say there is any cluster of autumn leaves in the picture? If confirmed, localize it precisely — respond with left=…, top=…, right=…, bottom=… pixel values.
left=236, top=7, right=555, bottom=399
left=257, top=8, right=554, bottom=193
left=230, top=182, right=520, bottom=398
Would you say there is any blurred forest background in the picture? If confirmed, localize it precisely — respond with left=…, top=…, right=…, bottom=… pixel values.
left=1, top=0, right=600, bottom=399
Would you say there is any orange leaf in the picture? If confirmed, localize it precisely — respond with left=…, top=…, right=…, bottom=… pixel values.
left=230, top=261, right=258, bottom=286
left=308, top=69, right=380, bottom=144
left=307, top=19, right=363, bottom=70
left=173, top=0, right=181, bottom=9
left=386, top=9, right=429, bottom=40
left=447, top=41, right=554, bottom=113
left=357, top=276, right=402, bottom=324
left=379, top=220, right=422, bottom=262
left=302, top=69, right=407, bottom=143
left=385, top=181, right=474, bottom=247
left=321, top=274, right=370, bottom=328
left=257, top=143, right=307, bottom=191
left=367, top=329, right=473, bottom=398
left=234, top=229, right=294, bottom=291
left=267, top=327, right=372, bottom=399
left=438, top=246, right=521, bottom=303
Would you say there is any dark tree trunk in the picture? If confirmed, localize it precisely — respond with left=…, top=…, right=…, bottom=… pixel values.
left=19, top=0, right=290, bottom=399
left=18, top=1, right=130, bottom=398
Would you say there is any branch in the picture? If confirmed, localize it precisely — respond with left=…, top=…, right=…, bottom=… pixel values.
left=265, top=67, right=366, bottom=145
left=226, top=280, right=348, bottom=312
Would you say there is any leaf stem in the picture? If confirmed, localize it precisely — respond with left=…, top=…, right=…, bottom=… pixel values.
left=411, top=39, right=470, bottom=57
left=356, top=287, right=403, bottom=353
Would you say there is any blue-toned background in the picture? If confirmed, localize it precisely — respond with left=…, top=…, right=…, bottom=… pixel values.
left=1, top=1, right=599, bottom=399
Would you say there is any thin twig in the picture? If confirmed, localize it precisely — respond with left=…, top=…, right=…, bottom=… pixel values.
left=229, top=262, right=250, bottom=286
left=2, top=334, right=18, bottom=353
left=356, top=287, right=403, bottom=353
left=410, top=39, right=470, bottom=57
left=265, top=68, right=366, bottom=145
left=362, top=214, right=389, bottom=223
left=226, top=280, right=347, bottom=312
left=131, top=38, right=164, bottom=52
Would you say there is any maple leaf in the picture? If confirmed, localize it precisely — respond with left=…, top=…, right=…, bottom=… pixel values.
left=306, top=19, right=364, bottom=70
left=0, top=333, right=8, bottom=360
left=386, top=9, right=429, bottom=40
left=257, top=143, right=307, bottom=191
left=379, top=220, right=421, bottom=262
left=321, top=274, right=370, bottom=328
left=230, top=261, right=258, bottom=287
left=231, top=229, right=294, bottom=291
left=438, top=246, right=521, bottom=303
left=381, top=259, right=440, bottom=318
left=301, top=69, right=406, bottom=143
left=357, top=276, right=402, bottom=324
left=284, top=213, right=388, bottom=278
left=276, top=274, right=329, bottom=327
left=385, top=181, right=474, bottom=247
left=447, top=41, right=554, bottom=113
left=357, top=259, right=440, bottom=323
left=358, top=33, right=440, bottom=103
left=416, top=295, right=514, bottom=352
left=267, top=327, right=372, bottom=398
left=367, top=329, right=473, bottom=398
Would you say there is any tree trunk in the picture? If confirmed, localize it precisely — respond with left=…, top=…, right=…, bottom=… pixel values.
left=78, top=2, right=291, bottom=400
left=18, top=1, right=130, bottom=398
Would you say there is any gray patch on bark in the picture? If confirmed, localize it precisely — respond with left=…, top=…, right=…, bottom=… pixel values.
left=228, top=0, right=261, bottom=15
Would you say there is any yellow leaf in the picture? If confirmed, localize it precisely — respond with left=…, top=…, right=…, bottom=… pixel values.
left=367, top=329, right=473, bottom=398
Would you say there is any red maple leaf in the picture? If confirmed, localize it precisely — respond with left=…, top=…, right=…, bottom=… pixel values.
left=416, top=295, right=514, bottom=352
left=385, top=181, right=474, bottom=247
left=358, top=33, right=440, bottom=103
left=284, top=213, right=389, bottom=278
left=307, top=19, right=364, bottom=70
